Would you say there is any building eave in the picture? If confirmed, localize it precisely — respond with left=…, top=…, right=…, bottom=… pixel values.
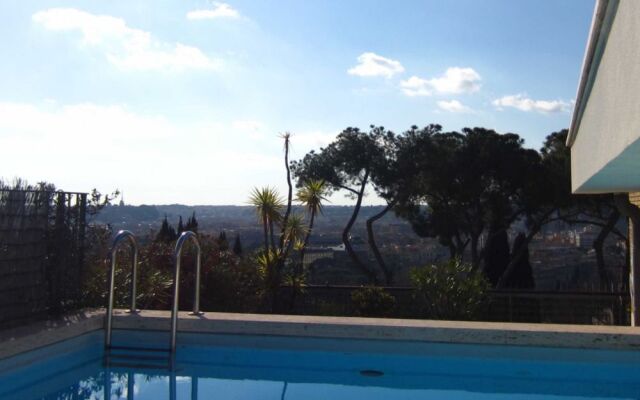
left=566, top=0, right=614, bottom=148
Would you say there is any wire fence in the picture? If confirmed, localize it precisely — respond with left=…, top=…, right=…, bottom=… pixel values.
left=0, top=189, right=87, bottom=327
left=285, top=285, right=630, bottom=325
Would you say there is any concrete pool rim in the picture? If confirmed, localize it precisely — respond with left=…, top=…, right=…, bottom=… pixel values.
left=1, top=309, right=640, bottom=360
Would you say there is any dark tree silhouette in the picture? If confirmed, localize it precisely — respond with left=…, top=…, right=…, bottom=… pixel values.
left=185, top=211, right=198, bottom=233
left=367, top=124, right=444, bottom=283
left=233, top=234, right=243, bottom=255
left=292, top=127, right=387, bottom=283
left=504, top=233, right=535, bottom=289
left=177, top=216, right=184, bottom=234
left=497, top=129, right=625, bottom=288
left=218, top=231, right=229, bottom=251
left=396, top=127, right=540, bottom=270
left=483, top=229, right=511, bottom=287
left=155, top=215, right=177, bottom=243
left=534, top=130, right=625, bottom=287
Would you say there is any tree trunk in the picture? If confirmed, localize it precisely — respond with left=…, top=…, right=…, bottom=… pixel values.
left=496, top=209, right=554, bottom=289
left=299, top=210, right=316, bottom=270
left=593, top=208, right=620, bottom=288
left=470, top=233, right=480, bottom=271
left=262, top=215, right=269, bottom=260
left=342, top=170, right=377, bottom=283
left=452, top=234, right=468, bottom=260
left=448, top=244, right=456, bottom=259
left=366, top=200, right=396, bottom=284
left=614, top=194, right=640, bottom=326
left=290, top=210, right=316, bottom=311
left=279, top=136, right=293, bottom=251
left=269, top=219, right=277, bottom=254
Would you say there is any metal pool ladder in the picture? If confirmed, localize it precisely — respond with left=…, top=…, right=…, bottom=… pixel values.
left=103, top=230, right=204, bottom=369
left=105, top=230, right=140, bottom=349
left=170, top=231, right=204, bottom=351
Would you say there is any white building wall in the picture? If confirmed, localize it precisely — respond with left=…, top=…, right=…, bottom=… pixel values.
left=571, top=0, right=640, bottom=193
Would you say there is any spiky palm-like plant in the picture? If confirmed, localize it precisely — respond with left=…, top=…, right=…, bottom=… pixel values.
left=296, top=180, right=329, bottom=264
left=248, top=187, right=284, bottom=258
left=283, top=213, right=307, bottom=254
left=289, top=180, right=328, bottom=309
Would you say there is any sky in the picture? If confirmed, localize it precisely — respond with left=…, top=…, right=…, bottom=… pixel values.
left=0, top=0, right=595, bottom=205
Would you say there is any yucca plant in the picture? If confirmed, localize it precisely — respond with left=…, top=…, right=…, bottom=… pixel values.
left=248, top=186, right=284, bottom=259
left=296, top=180, right=328, bottom=267
left=283, top=213, right=307, bottom=252
left=288, top=180, right=329, bottom=310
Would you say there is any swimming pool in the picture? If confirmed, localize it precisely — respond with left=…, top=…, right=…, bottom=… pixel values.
left=1, top=326, right=640, bottom=400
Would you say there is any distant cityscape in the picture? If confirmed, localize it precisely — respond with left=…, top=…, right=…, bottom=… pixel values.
left=96, top=203, right=627, bottom=291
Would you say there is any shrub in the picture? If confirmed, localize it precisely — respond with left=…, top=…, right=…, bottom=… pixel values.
left=81, top=229, right=263, bottom=313
left=200, top=250, right=263, bottom=313
left=410, top=258, right=489, bottom=320
left=81, top=226, right=174, bottom=310
left=351, top=286, right=396, bottom=317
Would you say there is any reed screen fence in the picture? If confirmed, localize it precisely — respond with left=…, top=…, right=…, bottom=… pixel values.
left=0, top=189, right=87, bottom=327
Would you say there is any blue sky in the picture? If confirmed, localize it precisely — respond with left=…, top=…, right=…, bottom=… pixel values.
left=0, top=0, right=595, bottom=205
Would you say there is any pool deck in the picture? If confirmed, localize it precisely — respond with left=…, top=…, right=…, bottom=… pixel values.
left=2, top=309, right=640, bottom=359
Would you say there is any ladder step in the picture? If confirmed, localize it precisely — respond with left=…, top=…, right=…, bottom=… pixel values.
left=108, top=345, right=171, bottom=353
left=107, top=353, right=169, bottom=362
left=106, top=361, right=171, bottom=370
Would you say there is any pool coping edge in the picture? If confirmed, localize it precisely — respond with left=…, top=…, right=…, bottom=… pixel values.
left=3, top=309, right=640, bottom=360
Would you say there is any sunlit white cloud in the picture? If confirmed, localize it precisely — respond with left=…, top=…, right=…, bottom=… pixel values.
left=291, top=130, right=337, bottom=151
left=32, top=8, right=219, bottom=71
left=492, top=94, right=572, bottom=113
left=401, top=67, right=481, bottom=96
left=187, top=2, right=240, bottom=20
left=0, top=101, right=283, bottom=204
left=436, top=99, right=472, bottom=113
left=233, top=120, right=264, bottom=139
left=347, top=52, right=404, bottom=78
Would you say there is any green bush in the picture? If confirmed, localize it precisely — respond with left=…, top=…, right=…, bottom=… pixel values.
left=81, top=228, right=263, bottom=313
left=200, top=250, right=263, bottom=313
left=82, top=226, right=174, bottom=310
left=410, top=258, right=489, bottom=320
left=351, top=286, right=396, bottom=317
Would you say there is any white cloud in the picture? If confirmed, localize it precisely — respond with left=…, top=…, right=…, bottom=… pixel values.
left=233, top=120, right=262, bottom=131
left=292, top=130, right=337, bottom=150
left=437, top=99, right=472, bottom=113
left=400, top=76, right=433, bottom=96
left=233, top=120, right=264, bottom=139
left=187, top=3, right=240, bottom=20
left=347, top=52, right=404, bottom=78
left=492, top=94, right=572, bottom=113
left=0, top=101, right=282, bottom=204
left=32, top=8, right=218, bottom=71
left=401, top=67, right=481, bottom=96
left=0, top=102, right=173, bottom=141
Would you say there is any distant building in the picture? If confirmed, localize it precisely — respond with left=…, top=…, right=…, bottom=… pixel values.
left=574, top=226, right=598, bottom=249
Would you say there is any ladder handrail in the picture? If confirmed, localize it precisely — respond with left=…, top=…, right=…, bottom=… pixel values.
left=170, top=231, right=204, bottom=352
left=105, top=230, right=139, bottom=348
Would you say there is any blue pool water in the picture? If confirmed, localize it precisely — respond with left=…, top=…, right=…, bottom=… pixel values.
left=1, top=329, right=640, bottom=399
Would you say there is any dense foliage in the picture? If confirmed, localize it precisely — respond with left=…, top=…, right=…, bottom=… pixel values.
left=351, top=286, right=397, bottom=317
left=410, top=259, right=490, bottom=320
left=82, top=225, right=264, bottom=313
left=292, top=126, right=625, bottom=290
